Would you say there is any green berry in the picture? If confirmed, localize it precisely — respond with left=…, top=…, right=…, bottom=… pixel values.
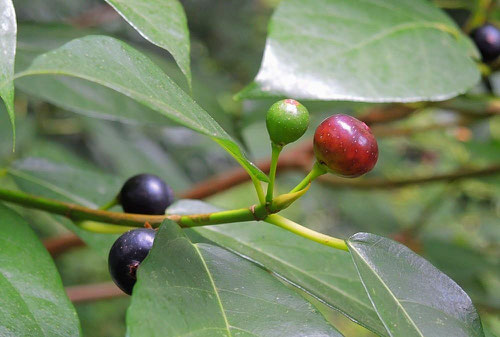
left=266, top=99, right=309, bottom=146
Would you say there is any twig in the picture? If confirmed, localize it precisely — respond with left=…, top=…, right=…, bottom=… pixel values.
left=66, top=282, right=126, bottom=303
left=319, top=164, right=500, bottom=189
left=44, top=163, right=500, bottom=257
left=357, top=104, right=416, bottom=125
left=43, top=234, right=85, bottom=257
left=67, top=4, right=119, bottom=28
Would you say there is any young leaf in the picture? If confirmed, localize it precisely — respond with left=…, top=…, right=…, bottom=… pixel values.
left=347, top=232, right=484, bottom=337
left=237, top=0, right=480, bottom=102
left=0, top=0, right=16, bottom=143
left=127, top=220, right=343, bottom=337
left=0, top=202, right=81, bottom=336
left=103, top=0, right=192, bottom=89
left=16, top=35, right=268, bottom=182
left=169, top=200, right=388, bottom=336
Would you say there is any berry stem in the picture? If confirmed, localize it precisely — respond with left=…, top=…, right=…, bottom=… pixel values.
left=290, top=162, right=326, bottom=193
left=265, top=143, right=282, bottom=204
left=99, top=197, right=119, bottom=210
left=264, top=214, right=348, bottom=251
left=77, top=220, right=136, bottom=234
left=251, top=176, right=266, bottom=205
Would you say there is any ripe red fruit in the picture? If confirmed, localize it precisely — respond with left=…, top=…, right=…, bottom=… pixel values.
left=313, top=114, right=378, bottom=177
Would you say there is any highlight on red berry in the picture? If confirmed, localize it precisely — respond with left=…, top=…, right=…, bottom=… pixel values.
left=313, top=114, right=378, bottom=177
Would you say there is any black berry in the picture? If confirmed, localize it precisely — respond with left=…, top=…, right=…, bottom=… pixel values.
left=108, top=228, right=156, bottom=295
left=470, top=24, right=500, bottom=62
left=119, top=174, right=174, bottom=215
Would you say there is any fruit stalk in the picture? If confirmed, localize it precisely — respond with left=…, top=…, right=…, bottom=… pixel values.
left=265, top=214, right=348, bottom=251
left=265, top=142, right=282, bottom=203
left=290, top=162, right=326, bottom=193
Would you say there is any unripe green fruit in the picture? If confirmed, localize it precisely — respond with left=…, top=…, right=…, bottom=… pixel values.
left=266, top=99, right=309, bottom=146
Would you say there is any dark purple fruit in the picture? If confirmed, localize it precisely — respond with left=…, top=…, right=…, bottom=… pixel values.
left=313, top=114, right=378, bottom=177
left=108, top=228, right=156, bottom=295
left=470, top=24, right=500, bottom=62
left=119, top=174, right=174, bottom=215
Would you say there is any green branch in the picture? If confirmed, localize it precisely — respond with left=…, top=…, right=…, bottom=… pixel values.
left=0, top=187, right=348, bottom=251
left=0, top=188, right=267, bottom=228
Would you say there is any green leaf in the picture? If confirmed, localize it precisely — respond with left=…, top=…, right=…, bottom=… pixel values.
left=15, top=23, right=173, bottom=126
left=127, top=220, right=343, bottom=337
left=104, top=0, right=191, bottom=88
left=0, top=0, right=16, bottom=143
left=0, top=202, right=81, bottom=336
left=168, top=200, right=388, bottom=336
left=8, top=157, right=121, bottom=258
left=347, top=232, right=484, bottom=337
left=16, top=35, right=268, bottom=182
left=238, top=0, right=480, bottom=102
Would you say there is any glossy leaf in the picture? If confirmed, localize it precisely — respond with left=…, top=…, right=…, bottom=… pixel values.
left=0, top=0, right=16, bottom=142
left=15, top=23, right=174, bottom=126
left=168, top=200, right=388, bottom=336
left=8, top=157, right=121, bottom=258
left=0, top=202, right=81, bottom=336
left=238, top=0, right=480, bottom=102
left=127, top=220, right=343, bottom=337
left=347, top=232, right=484, bottom=337
left=104, top=0, right=191, bottom=88
left=16, top=35, right=267, bottom=182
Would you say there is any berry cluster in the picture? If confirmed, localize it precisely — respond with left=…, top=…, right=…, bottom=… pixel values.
left=109, top=101, right=379, bottom=295
left=109, top=174, right=173, bottom=295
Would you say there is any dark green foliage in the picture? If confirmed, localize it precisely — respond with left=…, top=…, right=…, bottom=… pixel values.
left=0, top=0, right=497, bottom=336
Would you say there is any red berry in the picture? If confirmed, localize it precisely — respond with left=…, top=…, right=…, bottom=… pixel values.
left=313, top=114, right=378, bottom=177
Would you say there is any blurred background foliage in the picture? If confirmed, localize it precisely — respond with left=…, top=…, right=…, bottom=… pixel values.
left=1, top=0, right=499, bottom=336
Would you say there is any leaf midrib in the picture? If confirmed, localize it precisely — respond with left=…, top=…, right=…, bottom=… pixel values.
left=0, top=272, right=45, bottom=336
left=349, top=243, right=424, bottom=337
left=276, top=21, right=458, bottom=60
left=192, top=244, right=232, bottom=337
